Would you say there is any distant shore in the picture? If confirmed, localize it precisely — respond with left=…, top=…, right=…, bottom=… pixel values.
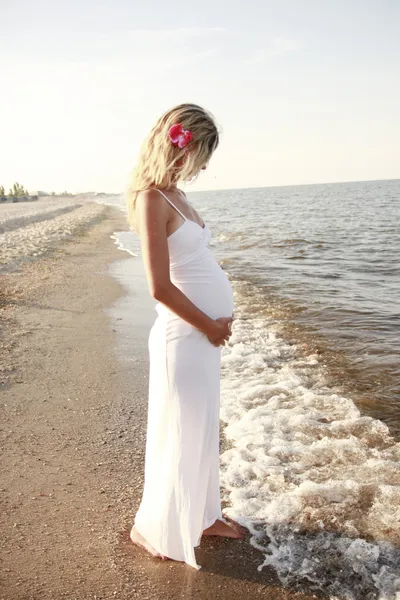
left=0, top=192, right=120, bottom=204
left=0, top=195, right=39, bottom=203
left=0, top=196, right=108, bottom=272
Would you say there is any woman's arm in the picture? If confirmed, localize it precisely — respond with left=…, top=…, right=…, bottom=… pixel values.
left=135, top=189, right=230, bottom=341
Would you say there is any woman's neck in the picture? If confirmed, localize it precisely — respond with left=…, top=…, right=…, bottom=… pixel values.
left=167, top=183, right=179, bottom=191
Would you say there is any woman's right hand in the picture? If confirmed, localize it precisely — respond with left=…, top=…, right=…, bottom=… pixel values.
left=207, top=316, right=234, bottom=347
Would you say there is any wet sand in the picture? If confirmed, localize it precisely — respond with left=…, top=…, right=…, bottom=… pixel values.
left=0, top=205, right=324, bottom=599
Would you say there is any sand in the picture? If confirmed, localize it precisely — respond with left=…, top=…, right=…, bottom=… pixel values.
left=0, top=205, right=324, bottom=599
left=0, top=196, right=108, bottom=272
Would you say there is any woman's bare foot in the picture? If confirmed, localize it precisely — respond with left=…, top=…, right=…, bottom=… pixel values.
left=221, top=514, right=248, bottom=537
left=203, top=519, right=245, bottom=539
left=130, top=526, right=168, bottom=560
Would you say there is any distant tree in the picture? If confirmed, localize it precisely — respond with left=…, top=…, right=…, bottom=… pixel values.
left=0, top=185, right=5, bottom=197
left=9, top=182, right=28, bottom=197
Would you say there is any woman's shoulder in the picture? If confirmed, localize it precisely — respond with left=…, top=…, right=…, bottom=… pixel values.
left=136, top=187, right=159, bottom=200
left=136, top=188, right=164, bottom=205
left=135, top=188, right=170, bottom=217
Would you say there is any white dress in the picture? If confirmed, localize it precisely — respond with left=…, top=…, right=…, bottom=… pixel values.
left=133, top=189, right=235, bottom=569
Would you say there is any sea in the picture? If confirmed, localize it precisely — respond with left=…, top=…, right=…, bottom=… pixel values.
left=97, top=179, right=400, bottom=600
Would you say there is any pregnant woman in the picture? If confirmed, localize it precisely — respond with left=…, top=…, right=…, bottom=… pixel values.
left=127, top=103, right=246, bottom=570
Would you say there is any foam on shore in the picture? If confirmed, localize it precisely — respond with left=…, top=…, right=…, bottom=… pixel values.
left=220, top=280, right=400, bottom=599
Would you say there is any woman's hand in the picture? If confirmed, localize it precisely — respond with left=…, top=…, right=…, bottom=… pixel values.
left=207, top=316, right=234, bottom=347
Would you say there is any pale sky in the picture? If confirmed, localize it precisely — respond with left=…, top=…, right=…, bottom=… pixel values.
left=1, top=0, right=399, bottom=193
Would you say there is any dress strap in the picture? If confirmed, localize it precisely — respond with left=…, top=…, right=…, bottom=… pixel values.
left=153, top=188, right=187, bottom=221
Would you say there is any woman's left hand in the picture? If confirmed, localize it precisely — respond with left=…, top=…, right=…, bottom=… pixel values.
left=207, top=315, right=234, bottom=347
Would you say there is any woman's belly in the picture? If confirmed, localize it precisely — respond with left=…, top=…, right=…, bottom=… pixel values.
left=174, top=260, right=234, bottom=319
left=156, top=255, right=234, bottom=324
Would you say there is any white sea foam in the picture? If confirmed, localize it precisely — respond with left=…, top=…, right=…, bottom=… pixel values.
left=110, top=232, right=139, bottom=257
left=220, top=280, right=400, bottom=599
left=93, top=195, right=140, bottom=257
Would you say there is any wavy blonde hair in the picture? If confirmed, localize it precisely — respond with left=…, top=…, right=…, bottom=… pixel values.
left=126, top=103, right=219, bottom=230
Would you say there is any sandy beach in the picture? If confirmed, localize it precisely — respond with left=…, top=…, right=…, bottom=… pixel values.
left=0, top=202, right=327, bottom=600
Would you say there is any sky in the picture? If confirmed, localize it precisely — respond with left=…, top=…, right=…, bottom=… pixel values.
left=1, top=0, right=399, bottom=193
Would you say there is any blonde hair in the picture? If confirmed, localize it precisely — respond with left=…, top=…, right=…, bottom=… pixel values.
left=126, top=103, right=219, bottom=230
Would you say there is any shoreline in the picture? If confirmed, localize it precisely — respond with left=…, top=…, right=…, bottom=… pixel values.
left=0, top=205, right=323, bottom=599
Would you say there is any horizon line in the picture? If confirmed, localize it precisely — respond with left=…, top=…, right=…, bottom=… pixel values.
left=21, top=176, right=400, bottom=197
left=187, top=176, right=400, bottom=195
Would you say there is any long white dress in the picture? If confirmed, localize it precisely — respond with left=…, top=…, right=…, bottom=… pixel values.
left=133, top=189, right=235, bottom=569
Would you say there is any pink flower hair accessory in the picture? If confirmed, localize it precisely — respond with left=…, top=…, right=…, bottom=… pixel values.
left=168, top=123, right=193, bottom=149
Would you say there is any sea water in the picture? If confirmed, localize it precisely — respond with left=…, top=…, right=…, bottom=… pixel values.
left=98, top=180, right=400, bottom=600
